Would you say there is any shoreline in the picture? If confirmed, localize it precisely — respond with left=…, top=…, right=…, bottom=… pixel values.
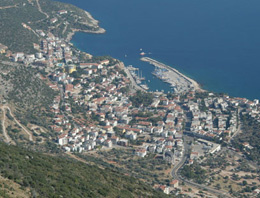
left=141, top=57, right=205, bottom=93
left=66, top=11, right=106, bottom=42
left=66, top=28, right=106, bottom=42
left=64, top=10, right=203, bottom=95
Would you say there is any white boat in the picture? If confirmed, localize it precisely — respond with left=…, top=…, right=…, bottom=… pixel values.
left=140, top=84, right=149, bottom=90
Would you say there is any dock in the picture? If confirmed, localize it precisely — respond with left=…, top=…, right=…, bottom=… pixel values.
left=121, top=62, right=148, bottom=92
left=141, top=57, right=203, bottom=93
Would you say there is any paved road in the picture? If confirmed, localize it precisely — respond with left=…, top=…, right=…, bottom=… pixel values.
left=171, top=136, right=232, bottom=198
left=230, top=107, right=242, bottom=141
left=122, top=63, right=146, bottom=92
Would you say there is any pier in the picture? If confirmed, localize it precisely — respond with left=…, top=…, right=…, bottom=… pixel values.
left=141, top=57, right=203, bottom=93
left=120, top=62, right=148, bottom=92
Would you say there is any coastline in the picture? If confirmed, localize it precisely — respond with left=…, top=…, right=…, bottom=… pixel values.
left=66, top=28, right=106, bottom=42
left=64, top=9, right=203, bottom=95
left=66, top=11, right=106, bottom=42
left=141, top=57, right=205, bottom=93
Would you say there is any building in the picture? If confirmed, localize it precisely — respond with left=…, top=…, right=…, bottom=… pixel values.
left=0, top=44, right=7, bottom=54
left=104, top=140, right=112, bottom=148
left=136, top=148, right=147, bottom=158
left=118, top=139, right=128, bottom=147
left=58, top=10, right=67, bottom=14
left=58, top=133, right=68, bottom=146
left=170, top=180, right=179, bottom=188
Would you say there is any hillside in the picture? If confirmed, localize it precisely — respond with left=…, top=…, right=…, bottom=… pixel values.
left=0, top=142, right=167, bottom=198
left=232, top=114, right=260, bottom=165
left=0, top=64, right=57, bottom=130
left=0, top=0, right=104, bottom=53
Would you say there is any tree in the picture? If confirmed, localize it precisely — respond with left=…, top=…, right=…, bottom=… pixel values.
left=242, top=180, right=247, bottom=186
left=129, top=90, right=153, bottom=107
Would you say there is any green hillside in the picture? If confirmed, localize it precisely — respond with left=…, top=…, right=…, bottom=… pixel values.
left=0, top=143, right=167, bottom=198
left=0, top=0, right=102, bottom=53
left=0, top=0, right=42, bottom=53
left=0, top=65, right=57, bottom=130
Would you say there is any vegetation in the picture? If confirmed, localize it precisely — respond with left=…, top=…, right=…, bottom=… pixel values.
left=78, top=149, right=173, bottom=186
left=2, top=66, right=57, bottom=128
left=0, top=143, right=167, bottom=198
left=232, top=114, right=260, bottom=164
left=0, top=0, right=42, bottom=53
left=130, top=90, right=154, bottom=107
left=181, top=162, right=207, bottom=184
left=0, top=0, right=102, bottom=53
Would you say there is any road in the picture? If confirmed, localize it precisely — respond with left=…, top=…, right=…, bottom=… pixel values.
left=2, top=106, right=33, bottom=141
left=35, top=0, right=49, bottom=19
left=230, top=107, right=242, bottom=141
left=122, top=63, right=146, bottom=92
left=171, top=136, right=232, bottom=198
left=1, top=107, right=12, bottom=144
left=0, top=4, right=17, bottom=10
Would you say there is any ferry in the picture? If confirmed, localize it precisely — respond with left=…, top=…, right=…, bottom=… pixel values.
left=140, top=52, right=145, bottom=56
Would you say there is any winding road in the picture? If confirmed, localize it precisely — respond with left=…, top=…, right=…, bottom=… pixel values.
left=35, top=0, right=49, bottom=19
left=171, top=136, right=232, bottom=198
left=1, top=106, right=33, bottom=142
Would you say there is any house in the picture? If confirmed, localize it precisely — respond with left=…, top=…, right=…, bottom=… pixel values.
left=104, top=140, right=112, bottom=148
left=170, top=180, right=179, bottom=188
left=0, top=44, right=7, bottom=54
left=190, top=152, right=199, bottom=160
left=50, top=18, right=58, bottom=24
left=58, top=10, right=67, bottom=14
left=100, top=59, right=110, bottom=65
left=111, top=136, right=119, bottom=144
left=58, top=133, right=68, bottom=146
left=159, top=185, right=170, bottom=195
left=118, top=139, right=128, bottom=147
left=135, top=148, right=147, bottom=157
left=125, top=131, right=137, bottom=140
left=65, top=84, right=74, bottom=93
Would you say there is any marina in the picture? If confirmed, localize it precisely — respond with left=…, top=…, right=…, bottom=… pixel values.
left=125, top=65, right=149, bottom=91
left=141, top=57, right=203, bottom=94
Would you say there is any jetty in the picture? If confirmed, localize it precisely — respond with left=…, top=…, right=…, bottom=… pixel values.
left=141, top=57, right=203, bottom=93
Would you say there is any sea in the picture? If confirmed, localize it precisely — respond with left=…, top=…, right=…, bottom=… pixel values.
left=58, top=0, right=260, bottom=100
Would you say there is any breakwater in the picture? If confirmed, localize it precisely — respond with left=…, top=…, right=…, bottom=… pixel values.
left=141, top=57, right=203, bottom=93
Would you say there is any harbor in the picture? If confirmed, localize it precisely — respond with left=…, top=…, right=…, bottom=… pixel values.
left=141, top=57, right=203, bottom=93
left=126, top=65, right=149, bottom=90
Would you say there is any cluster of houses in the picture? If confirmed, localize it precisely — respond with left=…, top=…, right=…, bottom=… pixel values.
left=2, top=3, right=260, bottom=197
left=184, top=94, right=240, bottom=140
left=46, top=55, right=136, bottom=152
left=49, top=65, right=192, bottom=157
left=9, top=30, right=76, bottom=67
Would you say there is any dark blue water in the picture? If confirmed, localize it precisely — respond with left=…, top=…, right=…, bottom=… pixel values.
left=58, top=0, right=260, bottom=99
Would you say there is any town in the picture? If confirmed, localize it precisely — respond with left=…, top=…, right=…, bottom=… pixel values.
left=1, top=8, right=260, bottom=198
